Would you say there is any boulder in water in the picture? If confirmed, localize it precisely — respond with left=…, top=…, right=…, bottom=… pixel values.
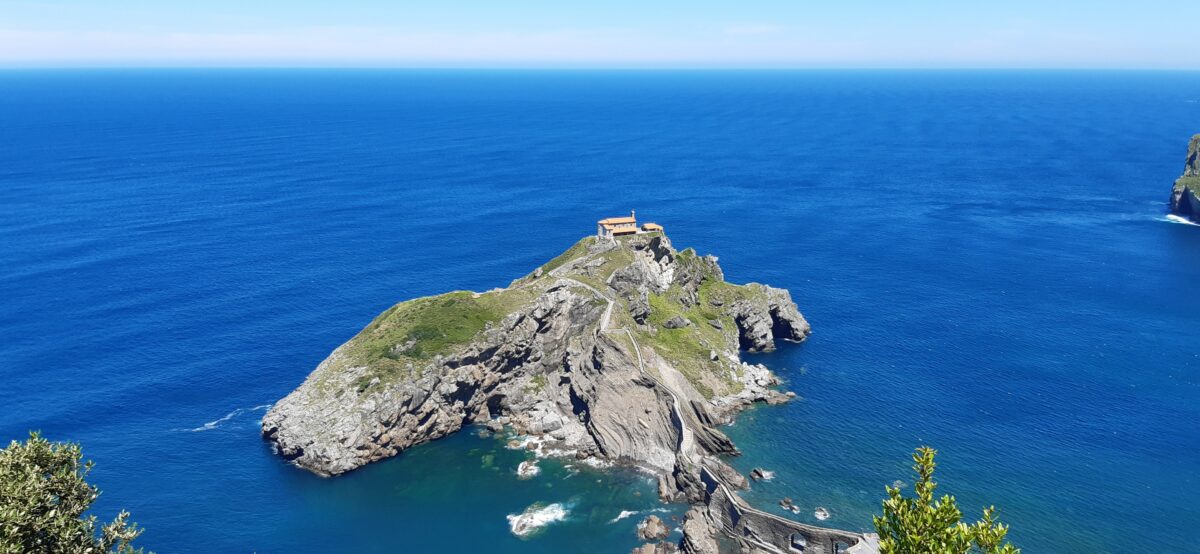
left=637, top=514, right=670, bottom=541
left=749, top=467, right=775, bottom=481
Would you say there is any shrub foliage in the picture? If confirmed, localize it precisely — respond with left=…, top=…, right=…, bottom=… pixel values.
left=874, top=447, right=1018, bottom=554
left=0, top=432, right=148, bottom=554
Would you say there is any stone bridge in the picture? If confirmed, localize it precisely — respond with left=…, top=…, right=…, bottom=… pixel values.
left=699, top=466, right=879, bottom=554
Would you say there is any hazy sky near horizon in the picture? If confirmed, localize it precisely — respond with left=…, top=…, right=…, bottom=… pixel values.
left=1, top=0, right=1197, bottom=69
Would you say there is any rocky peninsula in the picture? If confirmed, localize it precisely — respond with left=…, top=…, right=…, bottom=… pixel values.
left=263, top=231, right=877, bottom=553
left=1169, top=134, right=1200, bottom=222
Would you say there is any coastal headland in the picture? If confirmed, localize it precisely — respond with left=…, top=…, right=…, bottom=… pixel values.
left=263, top=221, right=878, bottom=553
left=1169, top=134, right=1200, bottom=222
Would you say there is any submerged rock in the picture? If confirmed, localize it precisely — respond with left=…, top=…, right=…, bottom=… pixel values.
left=516, top=459, right=540, bottom=479
left=506, top=502, right=569, bottom=537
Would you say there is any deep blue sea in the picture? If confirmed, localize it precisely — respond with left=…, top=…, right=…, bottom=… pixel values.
left=1, top=70, right=1199, bottom=553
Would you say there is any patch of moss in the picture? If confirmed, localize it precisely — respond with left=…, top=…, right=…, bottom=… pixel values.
left=697, top=276, right=751, bottom=303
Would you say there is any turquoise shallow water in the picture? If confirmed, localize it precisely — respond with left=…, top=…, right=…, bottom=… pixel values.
left=1, top=69, right=1199, bottom=553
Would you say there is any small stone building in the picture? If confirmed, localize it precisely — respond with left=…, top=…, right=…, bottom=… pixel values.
left=597, top=210, right=664, bottom=240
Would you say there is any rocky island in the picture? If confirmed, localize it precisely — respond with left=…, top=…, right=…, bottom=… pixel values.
left=263, top=220, right=877, bottom=553
left=1169, top=134, right=1200, bottom=222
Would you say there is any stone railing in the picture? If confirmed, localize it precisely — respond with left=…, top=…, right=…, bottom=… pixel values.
left=699, top=466, right=879, bottom=554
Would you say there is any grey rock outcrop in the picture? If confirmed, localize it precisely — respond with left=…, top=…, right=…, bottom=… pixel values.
left=632, top=542, right=679, bottom=554
left=728, top=286, right=811, bottom=352
left=679, top=507, right=720, bottom=554
left=748, top=468, right=773, bottom=481
left=664, top=316, right=691, bottom=329
left=637, top=514, right=671, bottom=541
left=1173, top=186, right=1200, bottom=218
left=262, top=283, right=604, bottom=476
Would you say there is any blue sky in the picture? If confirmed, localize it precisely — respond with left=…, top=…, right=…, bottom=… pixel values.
left=1, top=0, right=1197, bottom=68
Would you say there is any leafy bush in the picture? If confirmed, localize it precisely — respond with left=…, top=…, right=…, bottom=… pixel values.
left=874, top=447, right=1018, bottom=554
left=1, top=432, right=149, bottom=554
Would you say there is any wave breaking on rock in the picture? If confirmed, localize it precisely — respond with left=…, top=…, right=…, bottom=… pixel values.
left=507, top=502, right=570, bottom=537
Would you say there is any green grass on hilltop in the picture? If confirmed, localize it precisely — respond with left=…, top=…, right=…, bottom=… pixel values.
left=635, top=279, right=745, bottom=399
left=539, top=236, right=596, bottom=275
left=1177, top=175, right=1200, bottom=197
left=320, top=235, right=772, bottom=400
left=335, top=287, right=537, bottom=392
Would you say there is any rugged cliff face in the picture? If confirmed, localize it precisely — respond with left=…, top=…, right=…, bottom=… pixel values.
left=262, top=233, right=809, bottom=495
left=1170, top=134, right=1200, bottom=221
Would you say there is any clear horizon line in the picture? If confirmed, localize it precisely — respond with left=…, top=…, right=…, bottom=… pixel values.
left=2, top=64, right=1199, bottom=72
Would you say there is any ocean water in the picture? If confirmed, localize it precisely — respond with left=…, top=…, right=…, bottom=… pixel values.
left=1, top=69, right=1198, bottom=553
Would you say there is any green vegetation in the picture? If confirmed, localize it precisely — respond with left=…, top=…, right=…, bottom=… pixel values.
left=1175, top=134, right=1199, bottom=196
left=632, top=252, right=747, bottom=398
left=874, top=447, right=1018, bottom=554
left=341, top=287, right=538, bottom=392
left=1176, top=175, right=1200, bottom=197
left=362, top=292, right=506, bottom=360
left=567, top=245, right=635, bottom=293
left=1, top=433, right=148, bottom=554
left=528, top=373, right=547, bottom=392
left=537, top=236, right=596, bottom=276
left=698, top=278, right=755, bottom=307
left=327, top=235, right=769, bottom=400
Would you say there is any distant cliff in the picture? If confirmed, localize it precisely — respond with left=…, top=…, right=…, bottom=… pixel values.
left=1170, top=134, right=1200, bottom=222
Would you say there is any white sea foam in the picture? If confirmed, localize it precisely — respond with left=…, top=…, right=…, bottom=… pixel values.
left=517, top=460, right=541, bottom=479
left=814, top=507, right=831, bottom=521
left=1164, top=214, right=1200, bottom=226
left=609, top=507, right=670, bottom=524
left=609, top=510, right=640, bottom=523
left=507, top=503, right=569, bottom=537
left=506, top=435, right=564, bottom=457
left=577, top=456, right=611, bottom=468
left=187, top=404, right=272, bottom=432
left=505, top=433, right=601, bottom=465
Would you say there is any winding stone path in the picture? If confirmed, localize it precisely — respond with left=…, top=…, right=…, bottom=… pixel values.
left=560, top=276, right=698, bottom=461
left=557, top=271, right=878, bottom=553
